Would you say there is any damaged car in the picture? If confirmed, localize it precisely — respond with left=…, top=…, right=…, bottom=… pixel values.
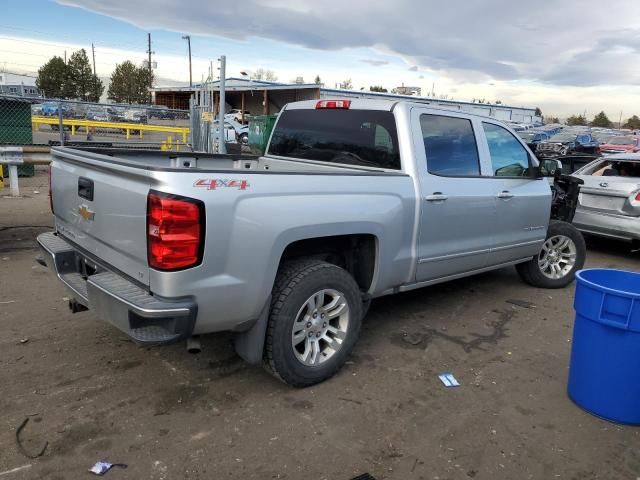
left=599, top=136, right=640, bottom=155
left=537, top=131, right=600, bottom=156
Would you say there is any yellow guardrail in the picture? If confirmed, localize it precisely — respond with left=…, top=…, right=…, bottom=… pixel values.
left=32, top=116, right=190, bottom=143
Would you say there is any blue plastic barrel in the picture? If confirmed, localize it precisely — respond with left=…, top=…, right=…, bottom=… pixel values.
left=568, top=269, right=640, bottom=425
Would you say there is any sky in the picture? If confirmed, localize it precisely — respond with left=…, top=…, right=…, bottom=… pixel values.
left=1, top=0, right=639, bottom=119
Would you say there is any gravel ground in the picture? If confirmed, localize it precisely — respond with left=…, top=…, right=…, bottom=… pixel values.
left=1, top=168, right=639, bottom=480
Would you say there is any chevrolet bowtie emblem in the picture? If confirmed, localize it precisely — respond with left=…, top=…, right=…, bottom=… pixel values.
left=78, top=205, right=95, bottom=221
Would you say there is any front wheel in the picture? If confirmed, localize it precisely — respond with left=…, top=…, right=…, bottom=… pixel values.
left=264, top=260, right=362, bottom=387
left=516, top=221, right=586, bottom=288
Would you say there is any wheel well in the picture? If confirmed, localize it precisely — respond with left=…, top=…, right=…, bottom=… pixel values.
left=280, top=234, right=377, bottom=293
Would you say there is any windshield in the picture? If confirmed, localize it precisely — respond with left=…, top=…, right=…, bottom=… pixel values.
left=549, top=133, right=577, bottom=142
left=268, top=109, right=401, bottom=170
left=608, top=136, right=636, bottom=145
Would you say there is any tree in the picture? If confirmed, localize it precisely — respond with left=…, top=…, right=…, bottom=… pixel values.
left=566, top=114, right=587, bottom=126
left=340, top=78, right=352, bottom=89
left=67, top=49, right=103, bottom=101
left=549, top=116, right=560, bottom=124
left=623, top=115, right=640, bottom=129
left=138, top=64, right=153, bottom=104
left=591, top=111, right=613, bottom=128
left=369, top=85, right=388, bottom=93
left=535, top=107, right=542, bottom=116
left=108, top=61, right=151, bottom=104
left=314, top=75, right=322, bottom=85
left=253, top=68, right=277, bottom=81
left=87, top=76, right=105, bottom=103
left=36, top=56, right=71, bottom=98
left=36, top=50, right=103, bottom=101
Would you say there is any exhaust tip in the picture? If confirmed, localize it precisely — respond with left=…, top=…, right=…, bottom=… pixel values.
left=187, top=336, right=201, bottom=354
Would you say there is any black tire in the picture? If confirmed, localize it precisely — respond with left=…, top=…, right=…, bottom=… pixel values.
left=516, top=220, right=586, bottom=288
left=264, top=259, right=362, bottom=387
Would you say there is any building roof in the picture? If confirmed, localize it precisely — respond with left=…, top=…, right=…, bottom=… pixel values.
left=0, top=94, right=42, bottom=104
left=153, top=77, right=536, bottom=114
left=318, top=87, right=535, bottom=113
left=153, top=77, right=321, bottom=93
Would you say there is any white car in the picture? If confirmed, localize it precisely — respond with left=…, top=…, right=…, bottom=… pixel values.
left=212, top=120, right=249, bottom=144
left=225, top=109, right=251, bottom=123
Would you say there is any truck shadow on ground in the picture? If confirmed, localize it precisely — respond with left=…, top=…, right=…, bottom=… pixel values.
left=583, top=234, right=640, bottom=265
left=0, top=226, right=52, bottom=252
left=388, top=308, right=516, bottom=353
left=364, top=269, right=523, bottom=355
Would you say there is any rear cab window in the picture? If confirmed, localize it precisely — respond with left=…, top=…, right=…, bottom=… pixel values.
left=267, top=109, right=401, bottom=170
left=420, top=114, right=480, bottom=176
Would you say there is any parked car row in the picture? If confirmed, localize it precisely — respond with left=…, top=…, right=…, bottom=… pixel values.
left=526, top=125, right=638, bottom=158
left=32, top=102, right=189, bottom=123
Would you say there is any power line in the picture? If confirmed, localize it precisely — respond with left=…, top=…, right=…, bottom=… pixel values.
left=0, top=24, right=151, bottom=52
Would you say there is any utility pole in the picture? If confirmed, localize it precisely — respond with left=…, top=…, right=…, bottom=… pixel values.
left=218, top=55, right=227, bottom=154
left=146, top=33, right=154, bottom=103
left=182, top=35, right=192, bottom=88
left=91, top=43, right=96, bottom=76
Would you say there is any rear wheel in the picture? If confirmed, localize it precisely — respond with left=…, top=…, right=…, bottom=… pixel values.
left=264, top=259, right=362, bottom=387
left=516, top=221, right=586, bottom=288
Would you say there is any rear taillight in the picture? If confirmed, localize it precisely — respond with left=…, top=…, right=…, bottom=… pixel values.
left=635, top=192, right=640, bottom=202
left=147, top=191, right=204, bottom=271
left=316, top=100, right=351, bottom=109
left=48, top=164, right=54, bottom=214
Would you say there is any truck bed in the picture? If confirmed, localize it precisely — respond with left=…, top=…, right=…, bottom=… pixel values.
left=64, top=147, right=400, bottom=174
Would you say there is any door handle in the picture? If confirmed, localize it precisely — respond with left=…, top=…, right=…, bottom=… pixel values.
left=497, top=191, right=514, bottom=199
left=425, top=193, right=448, bottom=202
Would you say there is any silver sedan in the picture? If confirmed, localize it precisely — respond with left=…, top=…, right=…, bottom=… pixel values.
left=572, top=153, right=640, bottom=241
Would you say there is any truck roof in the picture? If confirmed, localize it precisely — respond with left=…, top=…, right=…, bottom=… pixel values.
left=285, top=98, right=397, bottom=111
left=284, top=98, right=508, bottom=122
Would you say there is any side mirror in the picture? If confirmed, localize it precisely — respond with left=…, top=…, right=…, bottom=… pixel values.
left=533, top=159, right=563, bottom=178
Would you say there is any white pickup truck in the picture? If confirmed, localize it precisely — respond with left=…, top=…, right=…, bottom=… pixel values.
left=38, top=99, right=586, bottom=386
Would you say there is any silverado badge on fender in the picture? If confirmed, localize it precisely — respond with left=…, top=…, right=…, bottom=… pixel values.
left=78, top=205, right=95, bottom=221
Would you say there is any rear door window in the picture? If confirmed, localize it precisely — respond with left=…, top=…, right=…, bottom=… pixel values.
left=482, top=122, right=531, bottom=177
left=420, top=114, right=480, bottom=176
left=268, top=109, right=401, bottom=169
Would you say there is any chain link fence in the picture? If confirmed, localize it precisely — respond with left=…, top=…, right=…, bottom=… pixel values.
left=190, top=104, right=246, bottom=154
left=0, top=95, right=192, bottom=152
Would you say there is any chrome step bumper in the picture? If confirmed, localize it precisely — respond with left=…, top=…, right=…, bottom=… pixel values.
left=37, top=231, right=197, bottom=345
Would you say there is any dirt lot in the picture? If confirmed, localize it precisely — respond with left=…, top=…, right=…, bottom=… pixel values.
left=1, top=168, right=639, bottom=480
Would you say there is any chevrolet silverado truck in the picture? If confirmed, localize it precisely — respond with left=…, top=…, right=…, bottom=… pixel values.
left=37, top=99, right=586, bottom=386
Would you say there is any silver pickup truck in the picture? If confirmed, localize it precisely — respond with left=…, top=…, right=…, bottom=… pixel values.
left=38, top=99, right=586, bottom=386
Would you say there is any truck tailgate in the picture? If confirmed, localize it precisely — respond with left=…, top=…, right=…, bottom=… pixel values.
left=51, top=148, right=151, bottom=286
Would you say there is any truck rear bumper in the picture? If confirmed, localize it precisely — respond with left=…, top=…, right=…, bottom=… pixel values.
left=37, top=231, right=197, bottom=345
